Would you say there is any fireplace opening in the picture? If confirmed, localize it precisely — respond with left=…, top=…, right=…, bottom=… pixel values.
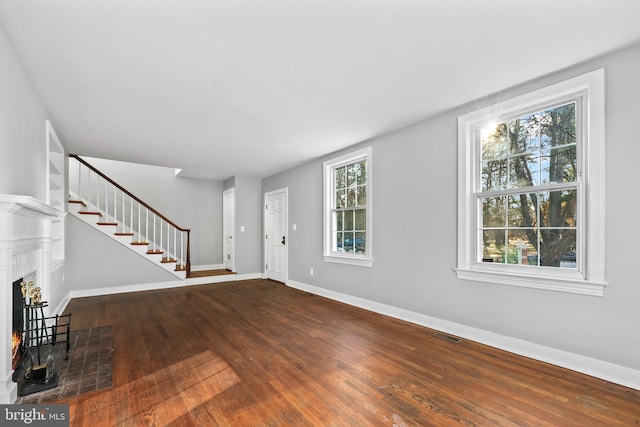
left=12, top=278, right=24, bottom=372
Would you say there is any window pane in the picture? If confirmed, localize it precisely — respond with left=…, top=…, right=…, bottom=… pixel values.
left=541, top=145, right=577, bottom=184
left=336, top=189, right=346, bottom=209
left=539, top=190, right=577, bottom=228
left=506, top=229, right=538, bottom=265
left=541, top=103, right=576, bottom=150
left=355, top=209, right=366, bottom=230
left=336, top=232, right=343, bottom=251
left=346, top=188, right=356, bottom=207
left=343, top=232, right=355, bottom=253
left=509, top=153, right=540, bottom=188
left=344, top=210, right=354, bottom=231
left=336, top=211, right=344, bottom=232
left=347, top=164, right=356, bottom=187
left=481, top=123, right=508, bottom=160
left=507, top=194, right=537, bottom=228
left=356, top=185, right=367, bottom=206
left=355, top=232, right=366, bottom=254
left=509, top=116, right=539, bottom=155
left=336, top=166, right=346, bottom=189
left=482, top=159, right=508, bottom=191
left=482, top=229, right=506, bottom=263
left=539, top=229, right=576, bottom=268
left=356, top=161, right=367, bottom=185
left=482, top=196, right=505, bottom=227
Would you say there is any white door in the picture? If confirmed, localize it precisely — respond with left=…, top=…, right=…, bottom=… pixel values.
left=264, top=188, right=288, bottom=282
left=223, top=188, right=235, bottom=271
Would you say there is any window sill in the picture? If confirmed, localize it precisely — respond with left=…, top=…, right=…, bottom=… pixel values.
left=324, top=254, right=373, bottom=267
left=454, top=267, right=607, bottom=296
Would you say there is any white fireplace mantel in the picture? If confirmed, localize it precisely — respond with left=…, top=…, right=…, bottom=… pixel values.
left=0, top=194, right=66, bottom=404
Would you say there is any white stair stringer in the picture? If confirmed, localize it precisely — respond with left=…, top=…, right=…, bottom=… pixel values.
left=68, top=198, right=186, bottom=280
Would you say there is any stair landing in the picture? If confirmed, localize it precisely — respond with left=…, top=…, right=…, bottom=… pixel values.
left=189, top=269, right=235, bottom=278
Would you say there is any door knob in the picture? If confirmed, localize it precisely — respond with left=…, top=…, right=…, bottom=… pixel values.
left=281, top=235, right=286, bottom=245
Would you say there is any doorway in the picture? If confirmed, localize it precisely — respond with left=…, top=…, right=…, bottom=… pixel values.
left=264, top=188, right=288, bottom=282
left=223, top=188, right=235, bottom=272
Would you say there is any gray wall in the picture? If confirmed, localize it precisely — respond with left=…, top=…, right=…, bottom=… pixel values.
left=66, top=215, right=176, bottom=290
left=232, top=175, right=263, bottom=274
left=262, top=42, right=640, bottom=371
left=0, top=23, right=48, bottom=200
left=79, top=157, right=223, bottom=267
left=0, top=24, right=70, bottom=313
left=223, top=176, right=235, bottom=191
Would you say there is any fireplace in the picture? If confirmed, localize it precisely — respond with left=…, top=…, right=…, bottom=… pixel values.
left=1, top=195, right=67, bottom=404
left=11, top=278, right=24, bottom=372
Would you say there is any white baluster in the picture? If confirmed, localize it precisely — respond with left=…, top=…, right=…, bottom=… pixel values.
left=104, top=178, right=108, bottom=217
left=138, top=202, right=141, bottom=242
left=130, top=195, right=133, bottom=236
left=145, top=208, right=149, bottom=245
left=97, top=176, right=100, bottom=213
left=121, top=192, right=125, bottom=233
left=153, top=214, right=156, bottom=252
left=77, top=159, right=81, bottom=200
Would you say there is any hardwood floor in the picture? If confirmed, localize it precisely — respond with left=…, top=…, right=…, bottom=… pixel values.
left=58, top=279, right=639, bottom=426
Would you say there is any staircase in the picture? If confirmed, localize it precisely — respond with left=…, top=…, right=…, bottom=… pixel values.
left=68, top=155, right=191, bottom=279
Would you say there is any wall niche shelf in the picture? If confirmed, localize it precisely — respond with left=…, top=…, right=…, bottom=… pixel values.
left=45, top=121, right=66, bottom=264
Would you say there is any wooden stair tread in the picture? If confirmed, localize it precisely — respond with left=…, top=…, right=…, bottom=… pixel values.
left=161, top=258, right=177, bottom=263
left=175, top=265, right=187, bottom=272
left=114, top=232, right=134, bottom=236
left=130, top=241, right=149, bottom=246
left=79, top=211, right=102, bottom=216
left=97, top=222, right=118, bottom=226
left=69, top=199, right=87, bottom=207
left=146, top=250, right=163, bottom=255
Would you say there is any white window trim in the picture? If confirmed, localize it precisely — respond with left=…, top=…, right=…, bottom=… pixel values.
left=456, top=69, right=607, bottom=296
left=323, top=146, right=373, bottom=267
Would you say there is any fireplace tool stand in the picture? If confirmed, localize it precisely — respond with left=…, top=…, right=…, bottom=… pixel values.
left=18, top=302, right=72, bottom=396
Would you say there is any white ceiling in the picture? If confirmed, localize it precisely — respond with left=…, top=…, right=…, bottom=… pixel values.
left=1, top=1, right=640, bottom=180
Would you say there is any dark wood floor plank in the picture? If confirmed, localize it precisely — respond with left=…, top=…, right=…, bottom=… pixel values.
left=54, top=279, right=640, bottom=426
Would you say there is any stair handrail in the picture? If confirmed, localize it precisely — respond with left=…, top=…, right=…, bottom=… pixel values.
left=70, top=154, right=191, bottom=277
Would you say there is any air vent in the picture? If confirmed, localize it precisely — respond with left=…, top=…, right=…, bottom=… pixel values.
left=433, top=332, right=462, bottom=343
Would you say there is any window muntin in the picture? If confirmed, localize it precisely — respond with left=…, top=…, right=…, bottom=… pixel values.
left=478, top=102, right=579, bottom=269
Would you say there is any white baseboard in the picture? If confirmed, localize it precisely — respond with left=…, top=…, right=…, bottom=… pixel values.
left=286, top=279, right=640, bottom=391
left=1, top=377, right=17, bottom=404
left=235, top=273, right=263, bottom=280
left=69, top=279, right=185, bottom=299
left=68, top=273, right=264, bottom=299
left=51, top=294, right=72, bottom=316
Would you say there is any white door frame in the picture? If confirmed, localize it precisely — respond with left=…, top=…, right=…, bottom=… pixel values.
left=223, top=187, right=235, bottom=272
left=263, top=187, right=288, bottom=282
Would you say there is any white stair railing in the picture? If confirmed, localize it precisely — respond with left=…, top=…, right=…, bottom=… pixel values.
left=69, top=155, right=191, bottom=276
